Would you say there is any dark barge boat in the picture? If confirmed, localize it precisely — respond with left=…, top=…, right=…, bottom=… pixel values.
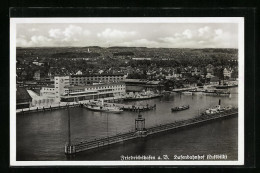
left=171, top=105, right=190, bottom=112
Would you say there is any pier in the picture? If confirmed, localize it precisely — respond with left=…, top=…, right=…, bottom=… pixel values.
left=16, top=101, right=156, bottom=114
left=16, top=96, right=125, bottom=114
left=16, top=103, right=82, bottom=114
left=64, top=107, right=238, bottom=155
left=104, top=102, right=156, bottom=112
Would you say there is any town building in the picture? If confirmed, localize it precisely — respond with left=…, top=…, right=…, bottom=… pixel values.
left=32, top=60, right=45, bottom=66
left=166, top=73, right=175, bottom=80
left=75, top=70, right=83, bottom=75
left=132, top=58, right=152, bottom=60
left=60, top=82, right=126, bottom=102
left=206, top=64, right=214, bottom=73
left=225, top=78, right=238, bottom=86
left=174, top=73, right=182, bottom=78
left=206, top=72, right=214, bottom=79
left=40, top=76, right=70, bottom=102
left=70, top=74, right=125, bottom=85
left=191, top=68, right=202, bottom=76
left=223, top=68, right=233, bottom=78
left=210, top=76, right=220, bottom=85
left=28, top=90, right=55, bottom=107
left=20, top=71, right=27, bottom=80
left=40, top=85, right=56, bottom=100
left=17, top=80, right=54, bottom=93
left=33, top=70, right=41, bottom=81
left=123, top=79, right=163, bottom=92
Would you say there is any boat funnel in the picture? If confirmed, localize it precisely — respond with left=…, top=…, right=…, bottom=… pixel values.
left=219, top=99, right=221, bottom=105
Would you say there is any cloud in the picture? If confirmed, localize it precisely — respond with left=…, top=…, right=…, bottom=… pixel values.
left=121, top=39, right=159, bottom=47
left=16, top=37, right=30, bottom=47
left=31, top=35, right=52, bottom=44
left=49, top=28, right=63, bottom=38
left=198, top=26, right=210, bottom=36
left=63, top=25, right=82, bottom=38
left=182, top=29, right=193, bottom=39
left=97, top=28, right=136, bottom=40
left=16, top=24, right=237, bottom=48
left=16, top=35, right=53, bottom=47
left=159, top=26, right=234, bottom=48
left=215, top=29, right=223, bottom=35
left=28, top=28, right=39, bottom=32
left=17, top=25, right=92, bottom=47
left=83, top=30, right=91, bottom=36
left=160, top=37, right=178, bottom=44
left=48, top=25, right=91, bottom=42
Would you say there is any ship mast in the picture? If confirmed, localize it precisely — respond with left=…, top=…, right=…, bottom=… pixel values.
left=106, top=113, right=108, bottom=138
left=68, top=107, right=71, bottom=145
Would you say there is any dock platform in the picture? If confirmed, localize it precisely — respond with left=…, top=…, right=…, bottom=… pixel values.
left=17, top=103, right=82, bottom=114
left=172, top=87, right=197, bottom=92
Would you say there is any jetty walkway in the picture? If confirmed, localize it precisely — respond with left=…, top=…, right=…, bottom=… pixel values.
left=16, top=102, right=81, bottom=114
left=172, top=87, right=197, bottom=92
left=16, top=96, right=126, bottom=114
left=17, top=98, right=156, bottom=114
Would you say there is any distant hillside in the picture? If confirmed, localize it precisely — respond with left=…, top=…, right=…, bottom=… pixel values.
left=113, top=52, right=134, bottom=56
left=51, top=52, right=101, bottom=58
left=16, top=47, right=238, bottom=62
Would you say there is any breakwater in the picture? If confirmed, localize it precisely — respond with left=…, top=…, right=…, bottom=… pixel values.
left=65, top=108, right=238, bottom=155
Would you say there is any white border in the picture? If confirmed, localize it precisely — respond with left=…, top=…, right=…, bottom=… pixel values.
left=10, top=17, right=244, bottom=166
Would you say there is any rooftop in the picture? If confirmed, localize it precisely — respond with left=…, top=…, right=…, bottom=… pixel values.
left=147, top=81, right=161, bottom=85
left=42, top=85, right=55, bottom=88
left=210, top=76, right=219, bottom=82
left=123, top=79, right=148, bottom=83
left=16, top=87, right=32, bottom=102
left=65, top=82, right=125, bottom=90
left=27, top=90, right=40, bottom=98
left=71, top=73, right=124, bottom=77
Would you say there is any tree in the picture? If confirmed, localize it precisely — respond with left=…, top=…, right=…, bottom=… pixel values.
left=202, top=67, right=207, bottom=77
left=216, top=68, right=224, bottom=80
left=187, top=76, right=197, bottom=84
left=197, top=82, right=203, bottom=86
left=231, top=69, right=238, bottom=79
left=163, top=79, right=175, bottom=91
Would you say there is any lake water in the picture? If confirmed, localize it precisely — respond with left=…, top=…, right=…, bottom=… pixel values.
left=16, top=88, right=238, bottom=161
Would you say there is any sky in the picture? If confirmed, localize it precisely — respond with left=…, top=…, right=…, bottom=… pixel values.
left=16, top=23, right=238, bottom=48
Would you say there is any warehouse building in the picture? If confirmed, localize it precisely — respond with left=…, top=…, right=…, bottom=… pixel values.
left=70, top=74, right=125, bottom=85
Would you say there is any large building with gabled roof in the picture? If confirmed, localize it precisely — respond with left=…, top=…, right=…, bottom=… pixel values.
left=16, top=87, right=32, bottom=109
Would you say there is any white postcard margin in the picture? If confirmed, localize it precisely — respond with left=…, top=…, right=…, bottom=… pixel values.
left=10, top=17, right=244, bottom=166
